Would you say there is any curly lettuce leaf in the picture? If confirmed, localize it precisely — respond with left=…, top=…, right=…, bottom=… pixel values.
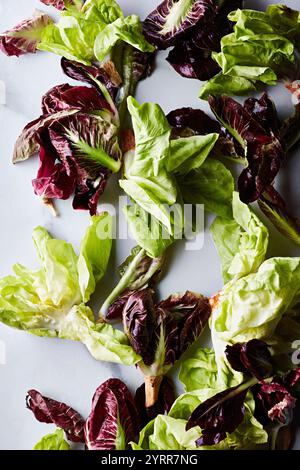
left=34, top=429, right=70, bottom=450
left=210, top=192, right=269, bottom=283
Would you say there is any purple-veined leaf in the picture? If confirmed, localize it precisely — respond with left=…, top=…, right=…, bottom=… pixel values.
left=41, top=83, right=111, bottom=114
left=26, top=389, right=85, bottom=443
left=106, top=246, right=164, bottom=320
left=40, top=0, right=84, bottom=9
left=156, top=291, right=211, bottom=362
left=186, top=380, right=255, bottom=446
left=209, top=94, right=285, bottom=202
left=61, top=58, right=120, bottom=104
left=0, top=10, right=53, bottom=57
left=225, top=339, right=274, bottom=380
left=85, top=379, right=139, bottom=450
left=254, top=381, right=296, bottom=427
left=258, top=186, right=300, bottom=246
left=13, top=108, right=80, bottom=163
left=167, top=42, right=220, bottom=80
left=144, top=0, right=216, bottom=49
left=123, top=288, right=156, bottom=366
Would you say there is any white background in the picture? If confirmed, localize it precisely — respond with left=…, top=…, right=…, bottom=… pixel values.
left=0, top=0, right=300, bottom=450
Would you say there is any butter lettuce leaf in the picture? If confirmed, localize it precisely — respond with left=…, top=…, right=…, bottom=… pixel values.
left=38, top=0, right=154, bottom=64
left=200, top=5, right=300, bottom=98
left=34, top=429, right=70, bottom=450
left=210, top=192, right=269, bottom=283
left=0, top=215, right=139, bottom=365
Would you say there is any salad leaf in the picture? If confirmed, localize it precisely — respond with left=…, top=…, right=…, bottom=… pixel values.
left=143, top=0, right=216, bottom=49
left=144, top=0, right=242, bottom=82
left=178, top=158, right=234, bottom=219
left=40, top=0, right=65, bottom=9
left=103, top=246, right=164, bottom=319
left=167, top=105, right=244, bottom=162
left=34, top=429, right=70, bottom=450
left=201, top=4, right=300, bottom=97
left=0, top=216, right=140, bottom=365
left=93, top=15, right=154, bottom=62
left=38, top=0, right=154, bottom=65
left=14, top=74, right=122, bottom=215
left=0, top=10, right=53, bottom=57
left=179, top=348, right=218, bottom=392
left=210, top=192, right=269, bottom=283
left=121, top=97, right=220, bottom=257
left=258, top=187, right=300, bottom=247
left=123, top=289, right=211, bottom=407
left=26, top=389, right=85, bottom=442
left=199, top=74, right=257, bottom=100
left=186, top=379, right=256, bottom=446
left=225, top=339, right=274, bottom=380
left=85, top=378, right=139, bottom=450
left=209, top=93, right=285, bottom=203
left=167, top=133, right=219, bottom=175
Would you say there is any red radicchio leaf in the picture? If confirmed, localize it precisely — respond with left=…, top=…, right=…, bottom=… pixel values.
left=209, top=94, right=285, bottom=202
left=167, top=106, right=243, bottom=159
left=156, top=291, right=211, bottom=362
left=186, top=383, right=249, bottom=446
left=0, top=10, right=52, bottom=57
left=61, top=58, right=119, bottom=103
left=26, top=389, right=85, bottom=443
left=167, top=107, right=221, bottom=135
left=284, top=368, right=300, bottom=391
left=84, top=379, right=139, bottom=450
left=135, top=377, right=175, bottom=428
left=144, top=0, right=216, bottom=49
left=254, top=382, right=296, bottom=427
left=40, top=0, right=65, bottom=8
left=107, top=288, right=133, bottom=320
left=32, top=129, right=76, bottom=200
left=225, top=339, right=274, bottom=380
left=13, top=108, right=80, bottom=163
left=123, top=288, right=156, bottom=366
left=166, top=42, right=220, bottom=80
left=258, top=186, right=300, bottom=246
left=41, top=83, right=110, bottom=114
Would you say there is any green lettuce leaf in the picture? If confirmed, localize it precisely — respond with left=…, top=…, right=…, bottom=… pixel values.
left=211, top=257, right=300, bottom=387
left=167, top=134, right=219, bottom=175
left=34, top=429, right=70, bottom=450
left=179, top=348, right=218, bottom=392
left=94, top=15, right=154, bottom=62
left=38, top=0, right=154, bottom=64
left=200, top=5, right=300, bottom=98
left=199, top=74, right=257, bottom=100
left=121, top=98, right=224, bottom=257
left=77, top=213, right=112, bottom=302
left=178, top=159, right=234, bottom=219
left=0, top=215, right=140, bottom=365
left=124, top=204, right=174, bottom=259
left=210, top=192, right=269, bottom=283
left=133, top=389, right=267, bottom=450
